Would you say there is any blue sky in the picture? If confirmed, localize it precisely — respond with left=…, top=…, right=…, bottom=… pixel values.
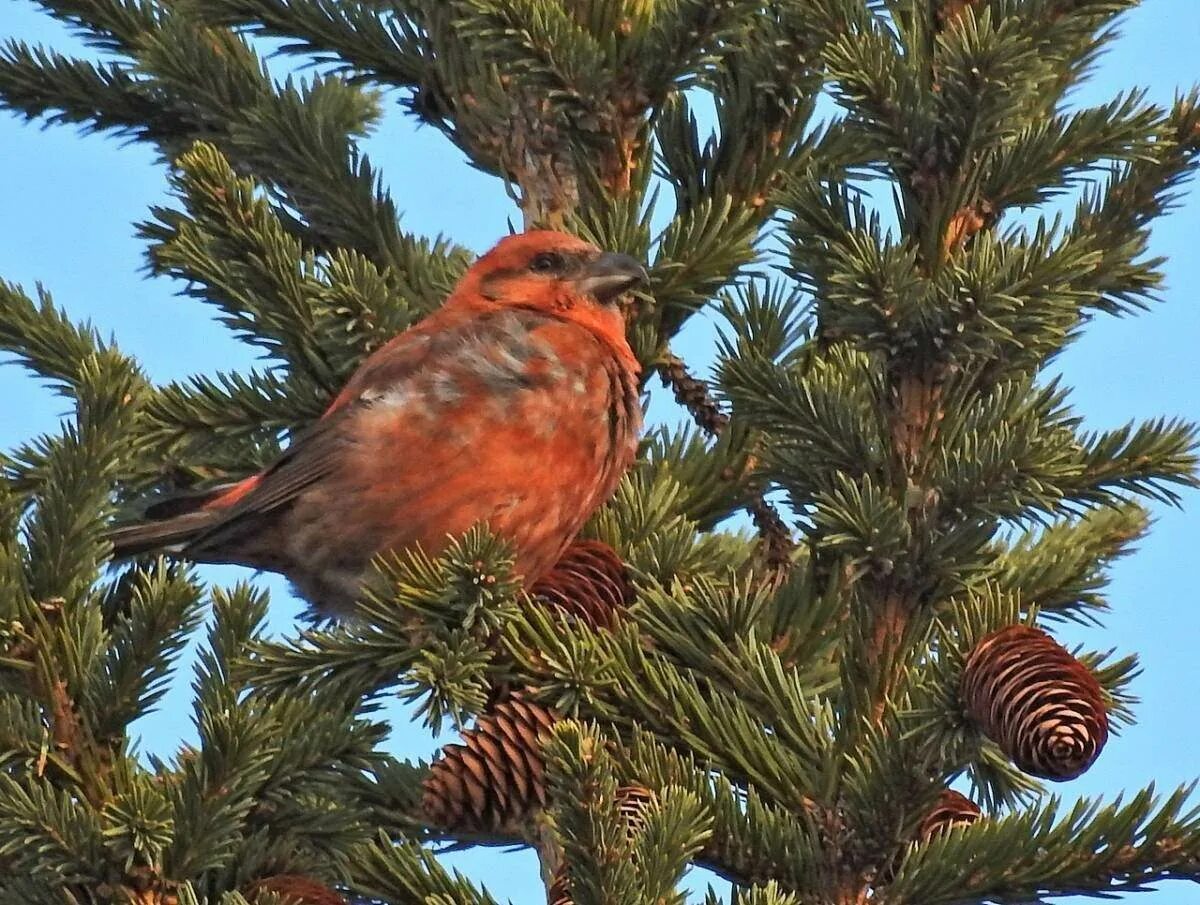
left=3, top=2, right=1200, bottom=902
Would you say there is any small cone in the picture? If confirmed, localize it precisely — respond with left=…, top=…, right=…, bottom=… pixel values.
left=613, top=783, right=655, bottom=834
left=936, top=0, right=980, bottom=26
left=918, top=789, right=982, bottom=841
left=545, top=785, right=656, bottom=905
left=529, top=540, right=634, bottom=630
left=250, top=875, right=348, bottom=905
left=547, top=877, right=572, bottom=905
left=961, top=624, right=1108, bottom=780
left=422, top=694, right=558, bottom=834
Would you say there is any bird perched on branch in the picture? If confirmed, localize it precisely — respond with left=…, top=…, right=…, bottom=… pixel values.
left=109, top=231, right=647, bottom=616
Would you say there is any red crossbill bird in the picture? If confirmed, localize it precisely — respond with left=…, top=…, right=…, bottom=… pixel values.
left=108, top=231, right=647, bottom=616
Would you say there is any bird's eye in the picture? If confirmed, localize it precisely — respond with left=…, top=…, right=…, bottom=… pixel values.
left=529, top=252, right=564, bottom=274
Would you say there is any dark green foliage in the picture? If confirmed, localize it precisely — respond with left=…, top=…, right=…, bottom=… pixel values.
left=2, top=1, right=1200, bottom=903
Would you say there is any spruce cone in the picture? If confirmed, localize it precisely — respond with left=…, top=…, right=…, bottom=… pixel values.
left=918, top=789, right=982, bottom=841
left=961, top=624, right=1108, bottom=780
left=547, top=873, right=572, bottom=905
left=545, top=785, right=655, bottom=905
left=250, top=875, right=348, bottom=905
left=613, top=783, right=655, bottom=833
left=422, top=694, right=558, bottom=833
left=658, top=353, right=729, bottom=436
left=529, top=540, right=634, bottom=630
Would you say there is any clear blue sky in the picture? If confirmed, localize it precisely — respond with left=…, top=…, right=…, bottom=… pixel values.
left=3, top=2, right=1200, bottom=901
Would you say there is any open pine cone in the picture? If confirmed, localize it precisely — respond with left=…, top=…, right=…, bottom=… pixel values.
left=545, top=785, right=656, bottom=905
left=918, top=789, right=982, bottom=841
left=422, top=694, right=558, bottom=834
left=528, top=539, right=634, bottom=630
left=961, top=624, right=1108, bottom=780
left=250, top=875, right=348, bottom=905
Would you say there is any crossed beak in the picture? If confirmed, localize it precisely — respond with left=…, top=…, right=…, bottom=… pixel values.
left=574, top=252, right=650, bottom=303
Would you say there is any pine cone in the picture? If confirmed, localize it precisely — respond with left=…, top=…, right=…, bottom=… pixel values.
left=613, top=783, right=655, bottom=834
left=250, top=875, right=348, bottom=905
left=422, top=694, right=558, bottom=834
left=936, top=0, right=980, bottom=27
left=961, top=624, right=1109, bottom=780
left=529, top=540, right=634, bottom=630
left=545, top=785, right=655, bottom=905
left=918, top=789, right=981, bottom=841
left=546, top=873, right=573, bottom=905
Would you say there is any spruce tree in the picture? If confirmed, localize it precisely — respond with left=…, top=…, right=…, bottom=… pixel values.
left=2, top=1, right=1200, bottom=903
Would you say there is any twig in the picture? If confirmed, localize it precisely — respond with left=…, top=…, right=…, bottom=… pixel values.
left=656, top=350, right=795, bottom=569
left=746, top=494, right=796, bottom=574
left=657, top=352, right=730, bottom=436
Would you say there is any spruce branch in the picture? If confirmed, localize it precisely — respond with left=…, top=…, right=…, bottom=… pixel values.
left=889, top=784, right=1200, bottom=904
left=616, top=729, right=823, bottom=895
left=980, top=92, right=1163, bottom=214
left=639, top=423, right=758, bottom=533
left=143, top=140, right=415, bottom=389
left=633, top=574, right=841, bottom=712
left=588, top=468, right=756, bottom=586
left=541, top=721, right=710, bottom=905
left=90, top=561, right=206, bottom=741
left=0, top=353, right=153, bottom=897
left=197, top=0, right=430, bottom=90
left=27, top=0, right=161, bottom=54
left=503, top=609, right=834, bottom=818
left=1067, top=91, right=1200, bottom=315
left=988, top=503, right=1150, bottom=624
left=0, top=41, right=184, bottom=143
left=348, top=831, right=503, bottom=905
left=140, top=368, right=326, bottom=459
left=166, top=583, right=386, bottom=883
left=0, top=774, right=106, bottom=891
left=2, top=4, right=468, bottom=301
left=1072, top=417, right=1200, bottom=508
left=0, top=282, right=115, bottom=398
left=719, top=345, right=890, bottom=498
left=239, top=527, right=520, bottom=704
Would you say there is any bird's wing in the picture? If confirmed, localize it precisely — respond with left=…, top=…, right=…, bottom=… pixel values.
left=187, top=315, right=458, bottom=550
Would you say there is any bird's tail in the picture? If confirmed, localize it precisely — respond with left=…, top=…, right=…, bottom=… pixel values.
left=107, top=485, right=233, bottom=557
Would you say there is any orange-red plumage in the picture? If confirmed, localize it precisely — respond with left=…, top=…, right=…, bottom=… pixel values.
left=109, top=231, right=646, bottom=616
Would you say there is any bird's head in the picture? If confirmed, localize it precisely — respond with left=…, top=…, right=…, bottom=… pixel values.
left=451, top=231, right=648, bottom=352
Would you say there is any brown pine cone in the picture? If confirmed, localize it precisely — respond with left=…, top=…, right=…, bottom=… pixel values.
left=544, top=785, right=656, bottom=905
left=936, top=0, right=981, bottom=28
left=422, top=694, right=558, bottom=834
left=918, top=789, right=982, bottom=841
left=613, top=784, right=655, bottom=835
left=546, top=873, right=572, bottom=905
left=529, top=540, right=634, bottom=630
left=250, top=875, right=348, bottom=905
left=961, top=624, right=1109, bottom=780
